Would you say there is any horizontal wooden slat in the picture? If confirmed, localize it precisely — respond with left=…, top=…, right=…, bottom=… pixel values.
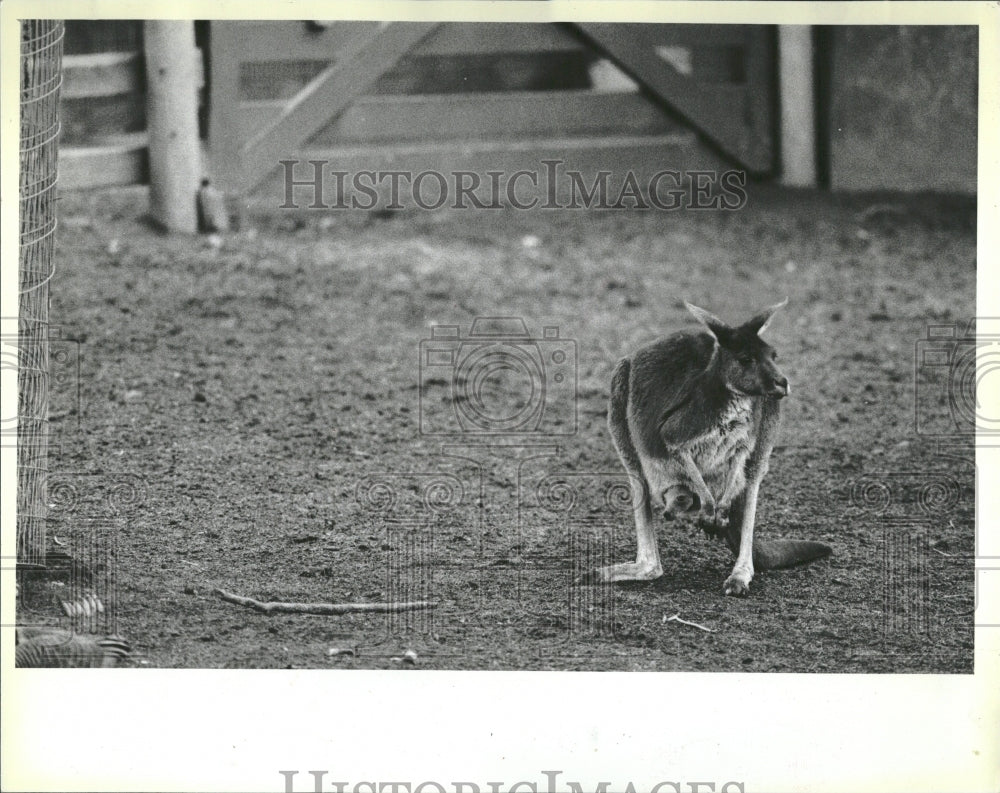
left=322, top=90, right=682, bottom=143
left=413, top=22, right=583, bottom=55
left=299, top=132, right=696, bottom=159
left=60, top=94, right=146, bottom=145
left=638, top=24, right=752, bottom=47
left=62, top=52, right=142, bottom=98
left=226, top=21, right=387, bottom=63
left=238, top=59, right=329, bottom=101
left=64, top=20, right=143, bottom=56
left=218, top=21, right=581, bottom=64
left=375, top=50, right=593, bottom=95
left=59, top=133, right=148, bottom=190
left=239, top=90, right=690, bottom=145
left=62, top=48, right=204, bottom=99
left=223, top=22, right=747, bottom=61
left=691, top=45, right=746, bottom=83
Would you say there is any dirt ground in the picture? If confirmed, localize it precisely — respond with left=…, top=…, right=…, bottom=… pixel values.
left=21, top=183, right=975, bottom=671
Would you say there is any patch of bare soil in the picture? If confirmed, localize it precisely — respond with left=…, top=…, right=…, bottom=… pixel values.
left=25, top=184, right=975, bottom=671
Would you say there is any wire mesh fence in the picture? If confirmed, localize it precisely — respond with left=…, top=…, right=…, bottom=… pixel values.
left=18, top=20, right=64, bottom=567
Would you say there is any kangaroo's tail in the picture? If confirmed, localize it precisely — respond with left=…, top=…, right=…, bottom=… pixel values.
left=752, top=539, right=832, bottom=571
left=721, top=521, right=831, bottom=571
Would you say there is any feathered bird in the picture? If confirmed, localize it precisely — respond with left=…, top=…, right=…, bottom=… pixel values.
left=15, top=626, right=131, bottom=668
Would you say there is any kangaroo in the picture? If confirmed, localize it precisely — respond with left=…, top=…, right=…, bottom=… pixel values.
left=593, top=299, right=831, bottom=596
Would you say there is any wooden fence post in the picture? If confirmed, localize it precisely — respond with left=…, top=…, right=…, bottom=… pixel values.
left=144, top=21, right=200, bottom=232
left=778, top=25, right=816, bottom=187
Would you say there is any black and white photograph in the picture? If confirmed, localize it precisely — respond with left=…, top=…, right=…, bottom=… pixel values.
left=2, top=2, right=997, bottom=792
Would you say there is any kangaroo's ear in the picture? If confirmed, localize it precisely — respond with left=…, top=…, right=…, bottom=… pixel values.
left=744, top=297, right=788, bottom=336
left=684, top=301, right=730, bottom=341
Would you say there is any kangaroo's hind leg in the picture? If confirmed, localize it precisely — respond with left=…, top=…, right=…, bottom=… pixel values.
left=588, top=359, right=663, bottom=583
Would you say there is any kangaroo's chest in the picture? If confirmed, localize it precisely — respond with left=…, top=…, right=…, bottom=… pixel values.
left=682, top=396, right=756, bottom=492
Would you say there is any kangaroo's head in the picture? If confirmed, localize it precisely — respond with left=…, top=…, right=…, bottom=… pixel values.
left=684, top=299, right=790, bottom=398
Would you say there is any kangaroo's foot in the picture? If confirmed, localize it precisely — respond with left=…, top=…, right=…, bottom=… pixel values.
left=583, top=560, right=663, bottom=584
left=723, top=565, right=753, bottom=597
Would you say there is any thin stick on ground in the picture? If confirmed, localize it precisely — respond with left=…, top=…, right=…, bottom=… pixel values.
left=214, top=588, right=438, bottom=616
left=663, top=612, right=716, bottom=633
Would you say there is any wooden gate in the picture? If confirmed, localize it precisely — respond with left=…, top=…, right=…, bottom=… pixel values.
left=575, top=24, right=775, bottom=174
left=209, top=21, right=775, bottom=194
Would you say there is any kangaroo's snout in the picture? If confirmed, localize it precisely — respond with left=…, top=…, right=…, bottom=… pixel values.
left=770, top=376, right=790, bottom=398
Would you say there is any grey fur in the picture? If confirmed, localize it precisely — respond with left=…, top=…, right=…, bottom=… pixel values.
left=595, top=302, right=831, bottom=595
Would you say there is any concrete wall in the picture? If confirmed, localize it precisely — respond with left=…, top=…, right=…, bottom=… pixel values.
left=830, top=26, right=977, bottom=193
